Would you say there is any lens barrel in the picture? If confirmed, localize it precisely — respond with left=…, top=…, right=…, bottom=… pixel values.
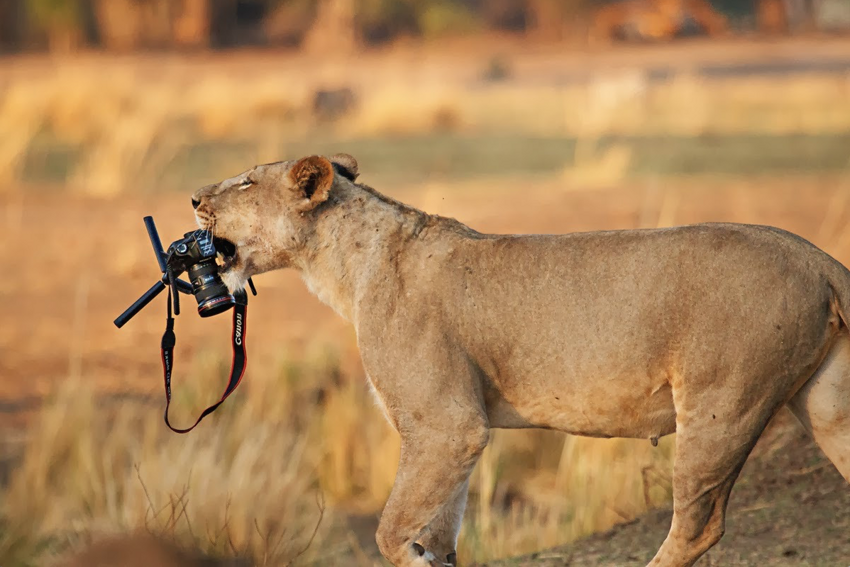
left=187, top=259, right=236, bottom=317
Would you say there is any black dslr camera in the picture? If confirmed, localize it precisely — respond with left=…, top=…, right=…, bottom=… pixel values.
left=165, top=229, right=235, bottom=317
left=114, top=216, right=256, bottom=434
left=114, top=216, right=255, bottom=328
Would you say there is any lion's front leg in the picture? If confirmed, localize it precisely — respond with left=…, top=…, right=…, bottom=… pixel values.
left=376, top=427, right=487, bottom=567
left=416, top=478, right=469, bottom=566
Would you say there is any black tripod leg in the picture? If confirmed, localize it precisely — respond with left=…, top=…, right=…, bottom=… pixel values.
left=114, top=281, right=166, bottom=328
left=144, top=216, right=168, bottom=273
left=176, top=279, right=194, bottom=295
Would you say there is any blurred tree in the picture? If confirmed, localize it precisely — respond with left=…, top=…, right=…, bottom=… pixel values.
left=417, top=0, right=480, bottom=38
left=303, top=0, right=357, bottom=52
left=685, top=0, right=729, bottom=35
left=26, top=0, right=86, bottom=52
left=527, top=0, right=565, bottom=40
left=527, top=0, right=592, bottom=41
left=818, top=0, right=850, bottom=31
left=172, top=0, right=211, bottom=48
left=354, top=0, right=481, bottom=44
left=757, top=0, right=789, bottom=34
left=589, top=0, right=727, bottom=44
left=9, top=0, right=837, bottom=53
left=774, top=0, right=824, bottom=32
left=357, top=0, right=419, bottom=44
left=480, top=0, right=528, bottom=31
left=264, top=0, right=316, bottom=47
left=800, top=0, right=821, bottom=30
left=92, top=0, right=211, bottom=50
left=91, top=0, right=142, bottom=51
left=210, top=0, right=245, bottom=48
left=0, top=0, right=25, bottom=51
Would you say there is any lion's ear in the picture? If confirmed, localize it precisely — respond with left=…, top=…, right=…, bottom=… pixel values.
left=289, top=155, right=334, bottom=212
left=329, top=153, right=359, bottom=181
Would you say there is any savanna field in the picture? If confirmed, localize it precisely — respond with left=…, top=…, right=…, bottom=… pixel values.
left=2, top=37, right=850, bottom=565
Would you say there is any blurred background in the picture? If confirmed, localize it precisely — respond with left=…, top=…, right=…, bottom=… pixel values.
left=1, top=0, right=850, bottom=565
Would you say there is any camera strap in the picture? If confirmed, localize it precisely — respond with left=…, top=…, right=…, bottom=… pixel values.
left=160, top=287, right=248, bottom=434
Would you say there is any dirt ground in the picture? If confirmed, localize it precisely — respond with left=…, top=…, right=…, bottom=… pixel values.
left=487, top=410, right=850, bottom=567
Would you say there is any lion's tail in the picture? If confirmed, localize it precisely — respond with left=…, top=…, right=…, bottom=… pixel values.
left=825, top=257, right=850, bottom=329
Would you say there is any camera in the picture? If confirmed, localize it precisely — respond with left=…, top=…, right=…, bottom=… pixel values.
left=114, top=217, right=255, bottom=330
left=114, top=217, right=257, bottom=433
left=165, top=230, right=236, bottom=317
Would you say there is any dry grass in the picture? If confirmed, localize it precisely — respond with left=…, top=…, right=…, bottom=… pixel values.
left=3, top=42, right=850, bottom=566
left=1, top=55, right=849, bottom=195
left=4, top=172, right=850, bottom=565
left=460, top=432, right=674, bottom=562
left=0, top=345, right=675, bottom=567
left=0, top=362, right=332, bottom=565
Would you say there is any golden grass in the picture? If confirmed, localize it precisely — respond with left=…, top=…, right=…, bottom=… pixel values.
left=1, top=376, right=330, bottom=565
left=5, top=175, right=849, bottom=565
left=460, top=432, right=674, bottom=562
left=3, top=45, right=848, bottom=566
left=4, top=166, right=848, bottom=566
left=1, top=57, right=849, bottom=195
left=0, top=340, right=676, bottom=566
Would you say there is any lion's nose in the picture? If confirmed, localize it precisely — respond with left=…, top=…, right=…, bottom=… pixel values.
left=191, top=197, right=201, bottom=209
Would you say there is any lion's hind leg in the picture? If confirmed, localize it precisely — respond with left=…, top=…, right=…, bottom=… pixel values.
left=648, top=415, right=762, bottom=566
left=649, top=369, right=792, bottom=566
left=789, top=330, right=850, bottom=482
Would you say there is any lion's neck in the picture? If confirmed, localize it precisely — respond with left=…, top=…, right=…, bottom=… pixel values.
left=296, top=184, right=429, bottom=324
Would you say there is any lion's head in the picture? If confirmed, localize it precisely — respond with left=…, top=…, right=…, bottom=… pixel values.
left=191, top=153, right=359, bottom=292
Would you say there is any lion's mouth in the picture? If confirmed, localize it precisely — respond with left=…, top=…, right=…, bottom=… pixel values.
left=213, top=236, right=238, bottom=272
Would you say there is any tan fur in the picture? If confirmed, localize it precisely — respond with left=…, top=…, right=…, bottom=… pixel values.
left=193, top=155, right=850, bottom=567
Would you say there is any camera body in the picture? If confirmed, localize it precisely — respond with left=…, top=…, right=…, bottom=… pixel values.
left=113, top=216, right=256, bottom=433
left=166, top=230, right=235, bottom=317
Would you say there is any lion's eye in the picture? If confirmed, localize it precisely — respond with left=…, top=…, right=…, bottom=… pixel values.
left=240, top=178, right=254, bottom=189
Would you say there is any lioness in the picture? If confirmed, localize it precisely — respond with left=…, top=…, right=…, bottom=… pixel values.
left=192, top=154, right=850, bottom=567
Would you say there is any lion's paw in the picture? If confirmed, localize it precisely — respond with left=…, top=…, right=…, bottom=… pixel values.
left=410, top=543, right=454, bottom=567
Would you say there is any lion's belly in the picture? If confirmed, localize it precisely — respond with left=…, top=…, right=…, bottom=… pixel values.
left=483, top=368, right=678, bottom=439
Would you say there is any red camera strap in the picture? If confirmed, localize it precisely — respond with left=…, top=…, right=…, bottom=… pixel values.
left=160, top=288, right=248, bottom=434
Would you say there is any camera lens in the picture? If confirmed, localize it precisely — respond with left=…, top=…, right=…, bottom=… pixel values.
left=187, top=258, right=236, bottom=317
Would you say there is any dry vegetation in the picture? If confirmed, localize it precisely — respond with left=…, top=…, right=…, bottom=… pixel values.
left=0, top=349, right=674, bottom=566
left=2, top=41, right=850, bottom=196
left=2, top=41, right=850, bottom=566
left=5, top=171, right=850, bottom=566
